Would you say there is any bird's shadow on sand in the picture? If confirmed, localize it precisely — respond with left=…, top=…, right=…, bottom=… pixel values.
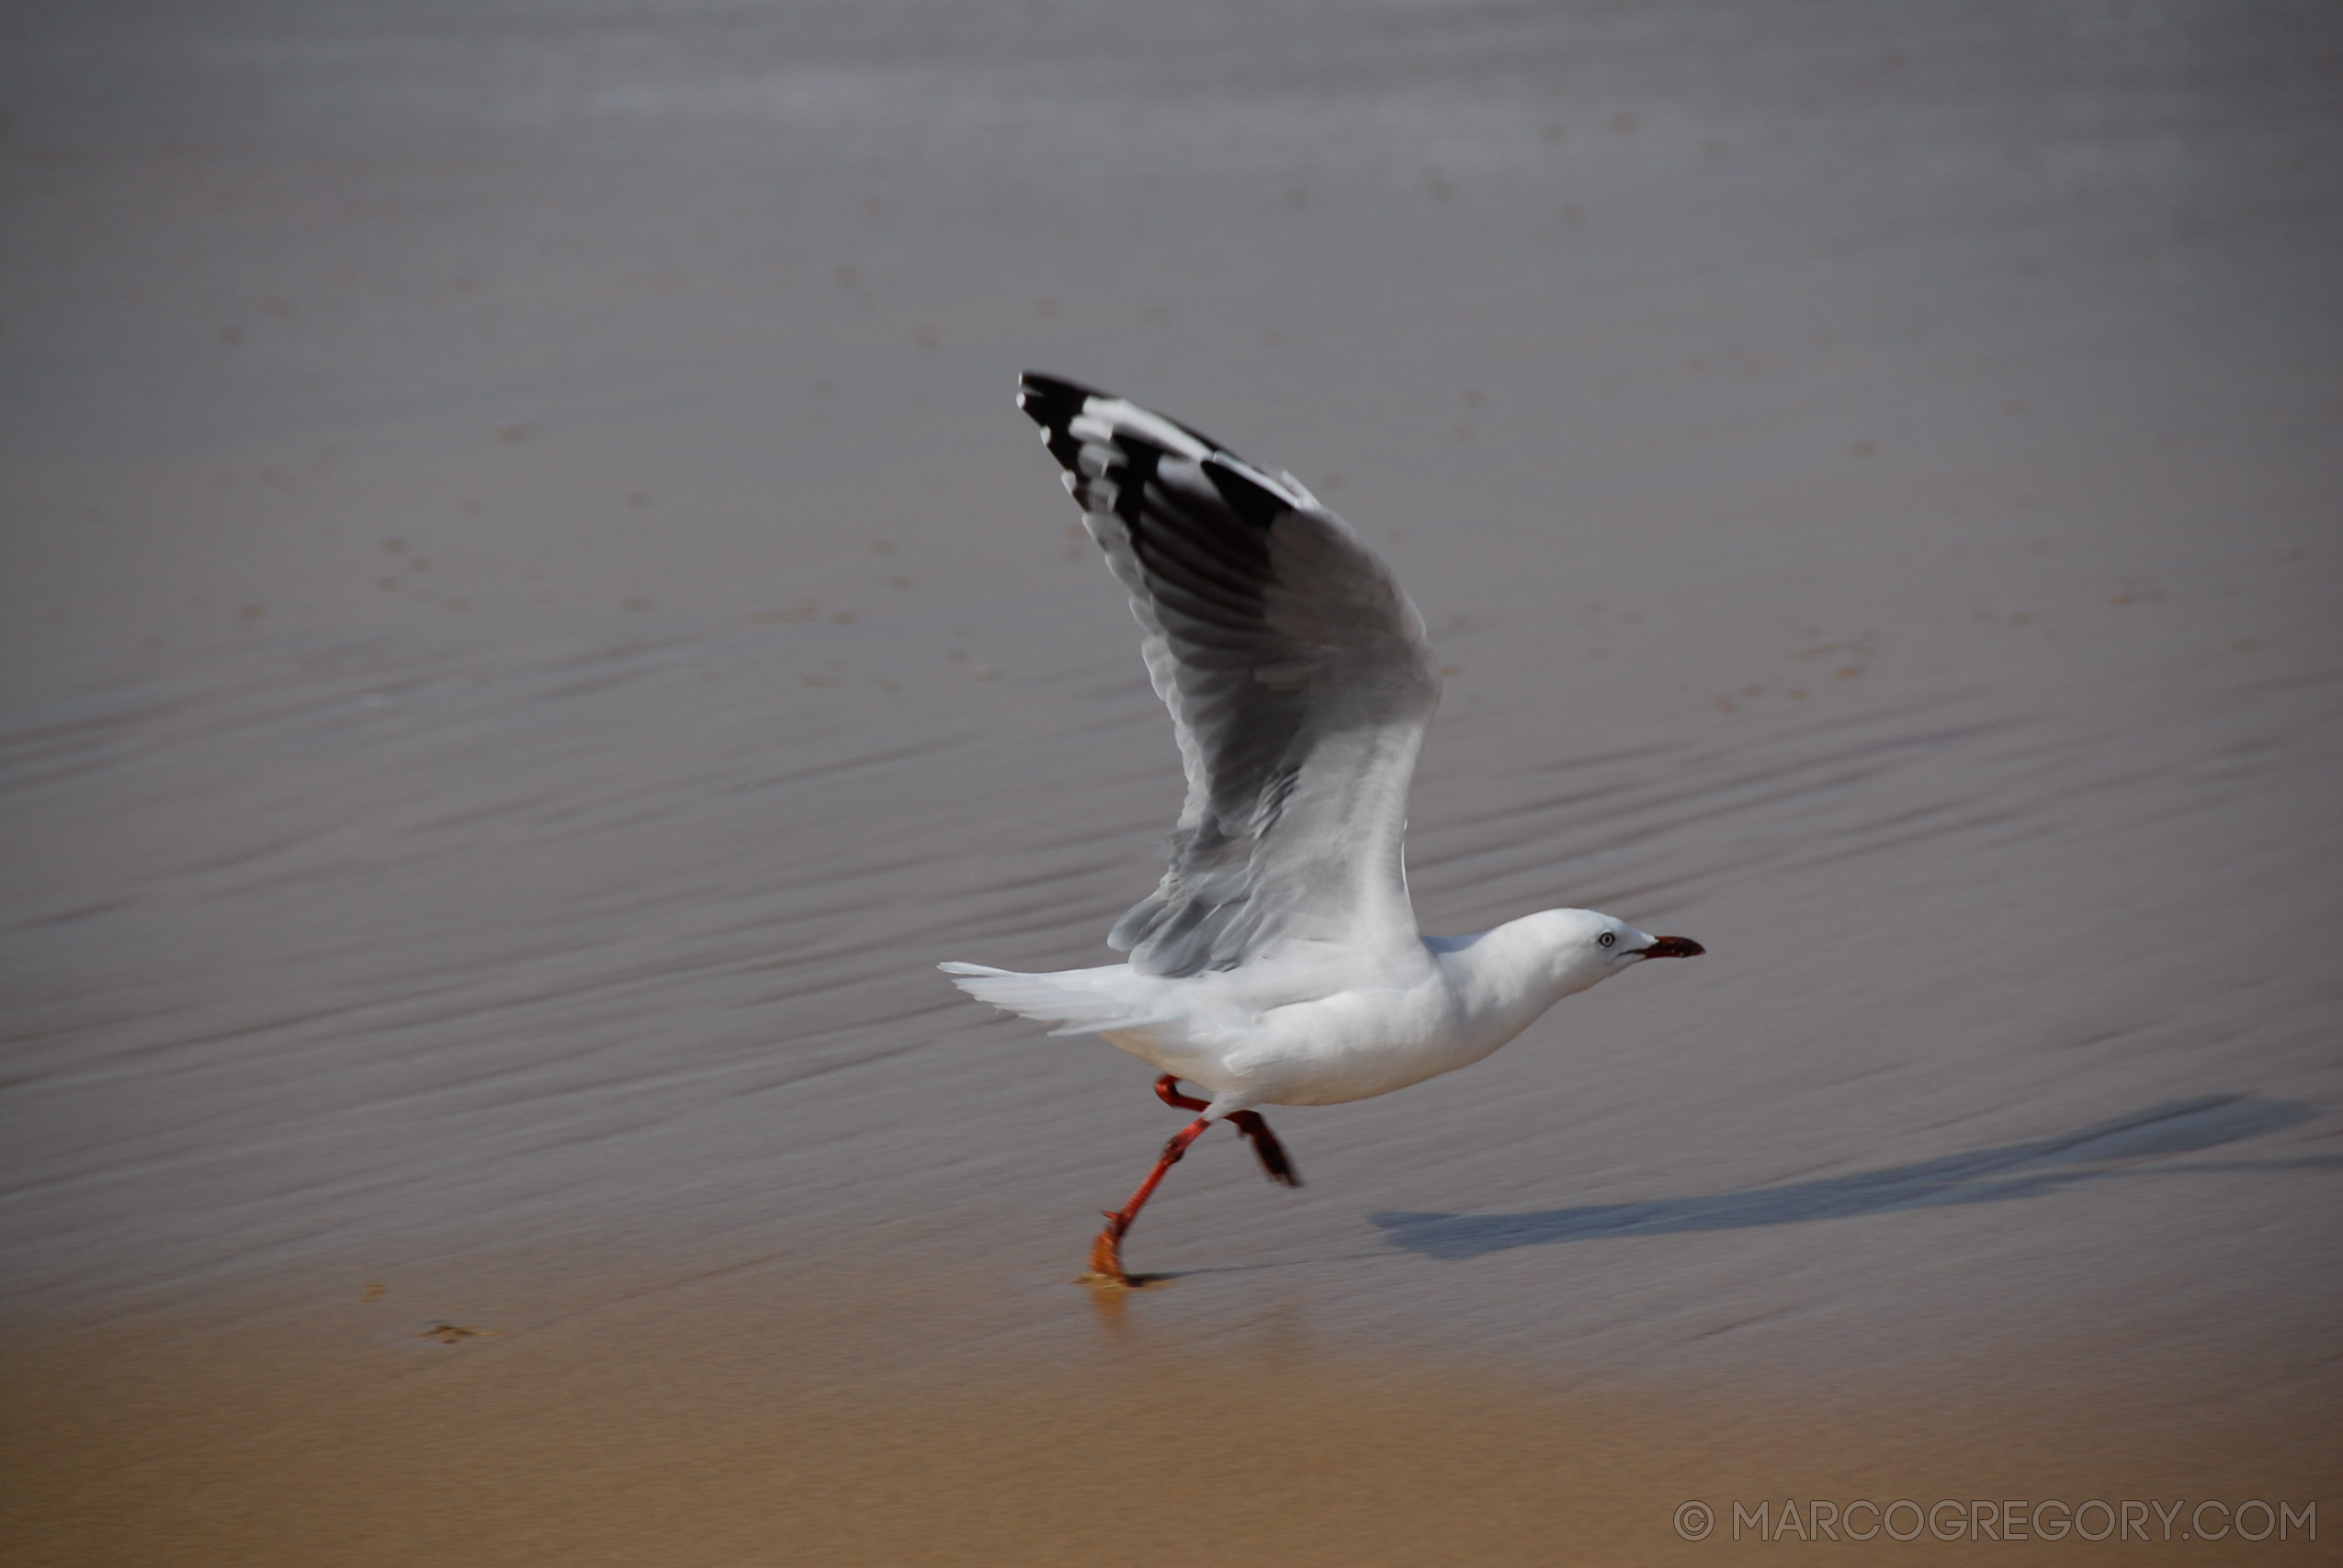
left=1370, top=1094, right=2330, bottom=1261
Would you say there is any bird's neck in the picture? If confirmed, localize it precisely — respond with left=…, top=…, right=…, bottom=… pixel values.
left=1430, top=915, right=1595, bottom=1042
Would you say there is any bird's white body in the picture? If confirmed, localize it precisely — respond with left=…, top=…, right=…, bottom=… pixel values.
left=945, top=908, right=1668, bottom=1115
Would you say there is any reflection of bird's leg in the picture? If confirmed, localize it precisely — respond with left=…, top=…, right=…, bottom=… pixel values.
left=1087, top=1115, right=1212, bottom=1286
left=1155, top=1075, right=1302, bottom=1188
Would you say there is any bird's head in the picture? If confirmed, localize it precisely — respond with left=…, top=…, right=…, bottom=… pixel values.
left=1516, top=908, right=1705, bottom=998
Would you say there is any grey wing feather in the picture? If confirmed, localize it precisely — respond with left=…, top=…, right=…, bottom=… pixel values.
left=1016, top=372, right=1442, bottom=977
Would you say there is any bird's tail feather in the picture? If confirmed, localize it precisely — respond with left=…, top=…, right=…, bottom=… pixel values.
left=937, top=961, right=1166, bottom=1036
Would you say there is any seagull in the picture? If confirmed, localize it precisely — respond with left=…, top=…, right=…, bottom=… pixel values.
left=943, top=373, right=1703, bottom=1286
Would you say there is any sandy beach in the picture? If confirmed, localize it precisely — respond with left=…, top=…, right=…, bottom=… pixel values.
left=4, top=2, right=2339, bottom=1560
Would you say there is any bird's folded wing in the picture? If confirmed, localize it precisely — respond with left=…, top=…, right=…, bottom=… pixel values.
left=1017, top=372, right=1442, bottom=978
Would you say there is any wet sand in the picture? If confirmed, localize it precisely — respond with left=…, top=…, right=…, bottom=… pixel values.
left=5, top=1258, right=2335, bottom=1566
left=5, top=1, right=2340, bottom=1560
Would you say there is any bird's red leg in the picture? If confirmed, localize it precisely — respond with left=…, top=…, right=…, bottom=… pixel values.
left=1155, top=1075, right=1301, bottom=1188
left=1087, top=1115, right=1213, bottom=1285
left=1152, top=1073, right=1209, bottom=1111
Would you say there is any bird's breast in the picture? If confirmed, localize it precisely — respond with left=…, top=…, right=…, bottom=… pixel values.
left=1226, top=976, right=1492, bottom=1106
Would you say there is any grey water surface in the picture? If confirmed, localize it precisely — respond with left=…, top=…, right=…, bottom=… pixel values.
left=4, top=0, right=2339, bottom=1402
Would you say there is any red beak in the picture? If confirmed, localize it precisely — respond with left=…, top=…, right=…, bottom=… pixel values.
left=1640, top=935, right=1704, bottom=959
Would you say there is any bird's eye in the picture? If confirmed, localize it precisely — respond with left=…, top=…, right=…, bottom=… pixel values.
left=1597, top=931, right=1616, bottom=947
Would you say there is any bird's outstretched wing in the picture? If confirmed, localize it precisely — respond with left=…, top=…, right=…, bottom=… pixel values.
left=1017, top=372, right=1442, bottom=978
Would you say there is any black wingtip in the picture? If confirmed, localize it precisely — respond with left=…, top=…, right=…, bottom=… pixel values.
left=1018, top=372, right=1239, bottom=461
left=1017, top=371, right=1099, bottom=430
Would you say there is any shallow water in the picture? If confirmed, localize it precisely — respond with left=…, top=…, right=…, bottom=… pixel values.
left=4, top=1, right=2339, bottom=1559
